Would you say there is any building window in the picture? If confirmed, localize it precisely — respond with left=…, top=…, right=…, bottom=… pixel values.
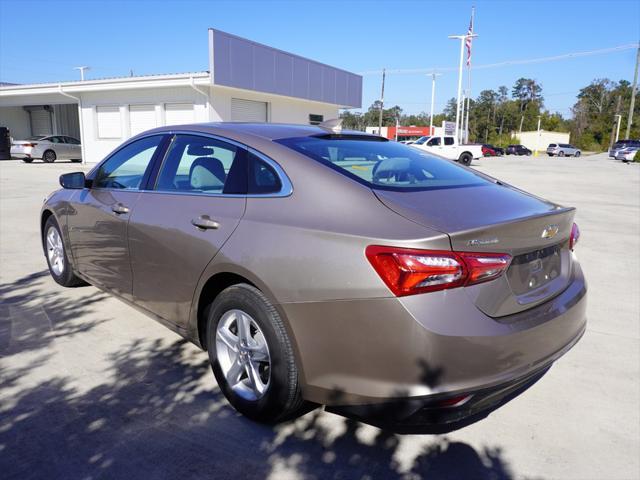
left=96, top=106, right=122, bottom=139
left=309, top=114, right=324, bottom=125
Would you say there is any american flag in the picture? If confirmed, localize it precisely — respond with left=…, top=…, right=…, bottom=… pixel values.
left=465, top=11, right=474, bottom=67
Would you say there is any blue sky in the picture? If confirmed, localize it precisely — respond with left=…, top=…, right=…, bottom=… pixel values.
left=1, top=0, right=638, bottom=117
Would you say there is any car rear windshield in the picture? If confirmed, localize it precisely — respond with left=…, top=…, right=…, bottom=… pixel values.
left=27, top=135, right=46, bottom=140
left=276, top=135, right=488, bottom=191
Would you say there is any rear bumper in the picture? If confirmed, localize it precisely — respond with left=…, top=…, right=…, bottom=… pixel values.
left=327, top=361, right=557, bottom=433
left=282, top=261, right=587, bottom=407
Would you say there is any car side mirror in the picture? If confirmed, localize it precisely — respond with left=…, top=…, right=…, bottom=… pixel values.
left=59, top=172, right=87, bottom=189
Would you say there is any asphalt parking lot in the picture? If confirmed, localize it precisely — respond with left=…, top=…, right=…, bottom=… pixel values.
left=0, top=153, right=638, bottom=480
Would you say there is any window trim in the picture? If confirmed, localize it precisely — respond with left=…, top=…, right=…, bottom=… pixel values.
left=125, top=130, right=293, bottom=198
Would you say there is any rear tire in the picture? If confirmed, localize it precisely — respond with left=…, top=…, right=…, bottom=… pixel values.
left=71, top=159, right=82, bottom=163
left=43, top=216, right=86, bottom=287
left=558, top=151, right=565, bottom=157
left=206, top=283, right=311, bottom=423
left=43, top=150, right=57, bottom=163
left=458, top=153, right=472, bottom=166
left=22, top=158, right=34, bottom=163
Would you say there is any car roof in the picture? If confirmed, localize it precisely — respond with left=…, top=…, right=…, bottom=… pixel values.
left=143, top=122, right=376, bottom=142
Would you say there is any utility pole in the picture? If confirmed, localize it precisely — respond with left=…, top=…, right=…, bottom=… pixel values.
left=428, top=72, right=442, bottom=134
left=624, top=44, right=639, bottom=139
left=449, top=33, right=478, bottom=143
left=378, top=69, right=386, bottom=136
left=73, top=66, right=90, bottom=81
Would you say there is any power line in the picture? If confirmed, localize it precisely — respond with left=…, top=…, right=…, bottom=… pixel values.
left=359, top=43, right=639, bottom=76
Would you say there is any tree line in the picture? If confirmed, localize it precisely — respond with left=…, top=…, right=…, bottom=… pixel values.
left=340, top=77, right=639, bottom=150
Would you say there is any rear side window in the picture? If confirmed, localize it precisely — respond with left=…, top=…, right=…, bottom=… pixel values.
left=248, top=152, right=282, bottom=194
left=444, top=137, right=455, bottom=146
left=155, top=135, right=241, bottom=194
left=276, top=136, right=487, bottom=191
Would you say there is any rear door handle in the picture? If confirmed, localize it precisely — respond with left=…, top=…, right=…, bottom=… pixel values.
left=191, top=215, right=220, bottom=230
left=112, top=203, right=130, bottom=214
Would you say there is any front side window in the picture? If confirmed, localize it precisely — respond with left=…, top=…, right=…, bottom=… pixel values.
left=427, top=137, right=441, bottom=146
left=155, top=135, right=242, bottom=194
left=93, top=135, right=163, bottom=189
left=277, top=136, right=488, bottom=191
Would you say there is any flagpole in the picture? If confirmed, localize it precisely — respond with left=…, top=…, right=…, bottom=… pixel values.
left=464, top=6, right=475, bottom=144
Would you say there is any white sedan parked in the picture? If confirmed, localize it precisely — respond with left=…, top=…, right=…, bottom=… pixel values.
left=615, top=147, right=639, bottom=162
left=11, top=135, right=82, bottom=163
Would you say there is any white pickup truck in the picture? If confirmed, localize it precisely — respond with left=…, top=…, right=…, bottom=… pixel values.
left=410, top=135, right=483, bottom=166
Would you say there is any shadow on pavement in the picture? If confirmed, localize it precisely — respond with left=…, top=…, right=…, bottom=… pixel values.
left=0, top=271, right=109, bottom=358
left=0, top=333, right=515, bottom=479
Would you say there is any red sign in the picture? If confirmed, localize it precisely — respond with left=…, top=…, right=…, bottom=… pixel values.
left=387, top=126, right=433, bottom=139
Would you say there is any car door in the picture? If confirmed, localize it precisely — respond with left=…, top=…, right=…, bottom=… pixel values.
left=127, top=133, right=247, bottom=326
left=67, top=134, right=167, bottom=299
left=64, top=136, right=82, bottom=159
left=51, top=136, right=71, bottom=159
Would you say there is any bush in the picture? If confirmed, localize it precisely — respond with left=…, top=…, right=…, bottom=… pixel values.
left=634, top=150, right=640, bottom=163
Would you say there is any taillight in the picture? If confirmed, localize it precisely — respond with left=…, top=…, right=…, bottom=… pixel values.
left=22, top=143, right=37, bottom=147
left=570, top=222, right=580, bottom=250
left=365, top=246, right=511, bottom=297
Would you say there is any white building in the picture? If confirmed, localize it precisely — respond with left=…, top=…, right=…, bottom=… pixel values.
left=0, top=29, right=362, bottom=163
left=518, top=130, right=571, bottom=152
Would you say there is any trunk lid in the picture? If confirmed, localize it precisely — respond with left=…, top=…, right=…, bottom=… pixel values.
left=374, top=182, right=576, bottom=317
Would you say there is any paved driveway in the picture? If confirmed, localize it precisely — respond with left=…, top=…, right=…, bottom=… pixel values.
left=0, top=154, right=638, bottom=479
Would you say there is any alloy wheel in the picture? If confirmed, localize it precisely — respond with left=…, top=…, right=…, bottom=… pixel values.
left=216, top=309, right=271, bottom=401
left=46, top=226, right=65, bottom=276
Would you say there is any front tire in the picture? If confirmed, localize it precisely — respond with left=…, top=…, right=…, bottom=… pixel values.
left=43, top=216, right=85, bottom=287
left=574, top=151, right=581, bottom=157
left=43, top=150, right=57, bottom=163
left=206, top=284, right=310, bottom=423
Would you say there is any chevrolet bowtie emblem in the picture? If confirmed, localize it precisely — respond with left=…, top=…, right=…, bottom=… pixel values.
left=541, top=224, right=559, bottom=239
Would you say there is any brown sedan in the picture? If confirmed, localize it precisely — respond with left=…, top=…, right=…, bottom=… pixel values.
left=41, top=123, right=586, bottom=432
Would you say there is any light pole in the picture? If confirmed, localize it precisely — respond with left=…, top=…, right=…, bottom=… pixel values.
left=449, top=33, right=477, bottom=143
left=535, top=115, right=541, bottom=157
left=615, top=114, right=622, bottom=142
left=428, top=72, right=442, bottom=134
left=73, top=66, right=90, bottom=81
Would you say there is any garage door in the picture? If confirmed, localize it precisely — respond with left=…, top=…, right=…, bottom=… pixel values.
left=165, top=103, right=194, bottom=125
left=231, top=98, right=267, bottom=122
left=31, top=108, right=52, bottom=136
left=96, top=106, right=122, bottom=139
left=129, top=105, right=157, bottom=136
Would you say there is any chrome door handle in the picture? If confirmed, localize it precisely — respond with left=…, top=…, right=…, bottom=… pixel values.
left=111, top=203, right=130, bottom=214
left=191, top=215, right=220, bottom=230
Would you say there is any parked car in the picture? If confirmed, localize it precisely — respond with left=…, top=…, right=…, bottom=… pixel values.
left=609, top=139, right=640, bottom=158
left=546, top=143, right=581, bottom=157
left=614, top=147, right=639, bottom=162
left=411, top=135, right=484, bottom=165
left=482, top=144, right=504, bottom=156
left=41, top=123, right=586, bottom=432
left=506, top=144, right=532, bottom=156
left=11, top=135, right=82, bottom=163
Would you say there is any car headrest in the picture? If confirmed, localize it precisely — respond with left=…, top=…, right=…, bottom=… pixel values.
left=189, top=157, right=226, bottom=191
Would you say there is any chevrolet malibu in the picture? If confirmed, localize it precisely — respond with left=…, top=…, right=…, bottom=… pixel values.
left=41, top=123, right=586, bottom=432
